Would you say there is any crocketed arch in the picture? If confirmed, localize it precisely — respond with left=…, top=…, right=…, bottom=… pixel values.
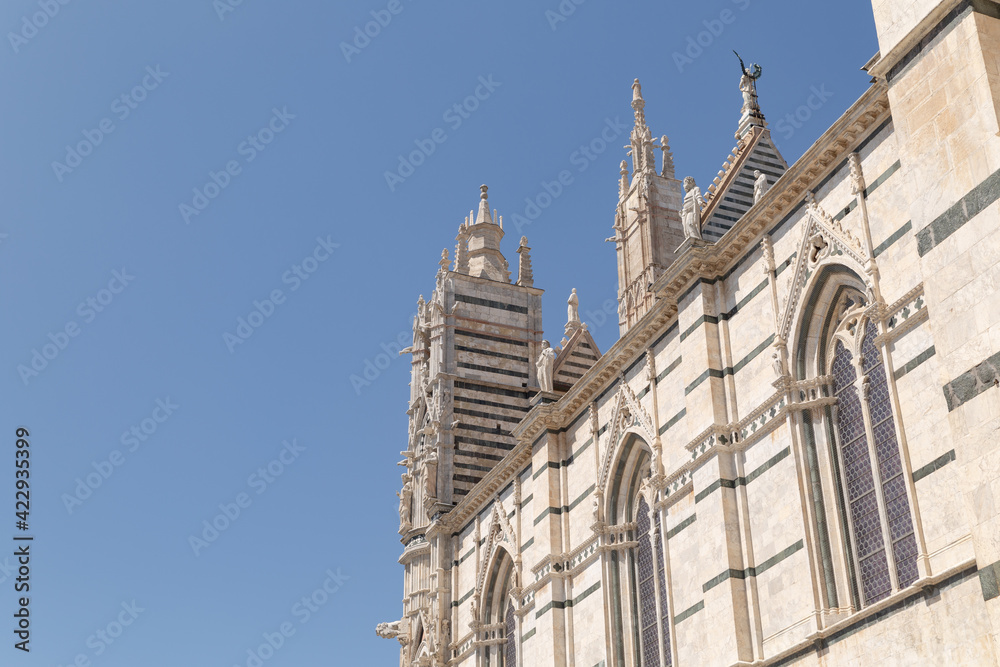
left=793, top=264, right=918, bottom=610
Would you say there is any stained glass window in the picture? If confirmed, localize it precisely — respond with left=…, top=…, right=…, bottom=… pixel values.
left=860, top=322, right=918, bottom=588
left=503, top=597, right=516, bottom=667
left=831, top=317, right=918, bottom=607
left=653, top=512, right=672, bottom=666
left=635, top=496, right=661, bottom=666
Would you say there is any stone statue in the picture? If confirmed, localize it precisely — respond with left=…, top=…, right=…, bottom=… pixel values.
left=681, top=177, right=705, bottom=240
left=772, top=350, right=785, bottom=378
left=536, top=340, right=556, bottom=393
left=376, top=620, right=403, bottom=640
left=735, top=51, right=762, bottom=114
left=398, top=480, right=413, bottom=528
left=753, top=170, right=769, bottom=203
left=567, top=289, right=579, bottom=325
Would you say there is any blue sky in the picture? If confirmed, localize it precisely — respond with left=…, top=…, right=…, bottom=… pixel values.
left=0, top=1, right=878, bottom=664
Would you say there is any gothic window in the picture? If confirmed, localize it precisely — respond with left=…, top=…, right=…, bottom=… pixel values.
left=608, top=436, right=672, bottom=666
left=503, top=595, right=517, bottom=667
left=484, top=548, right=517, bottom=667
left=826, top=293, right=918, bottom=606
left=635, top=496, right=661, bottom=667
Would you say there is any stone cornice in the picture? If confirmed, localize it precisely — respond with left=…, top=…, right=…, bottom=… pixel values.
left=449, top=268, right=545, bottom=295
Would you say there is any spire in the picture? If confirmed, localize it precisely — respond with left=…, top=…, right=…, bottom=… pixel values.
left=629, top=79, right=655, bottom=173
left=464, top=184, right=509, bottom=282
left=631, top=78, right=646, bottom=127
left=454, top=222, right=470, bottom=274
left=659, top=135, right=675, bottom=179
left=475, top=184, right=493, bottom=224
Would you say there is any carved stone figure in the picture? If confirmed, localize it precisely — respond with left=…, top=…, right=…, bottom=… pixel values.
left=537, top=340, right=556, bottom=393
left=376, top=620, right=403, bottom=639
left=681, top=177, right=705, bottom=240
left=772, top=350, right=785, bottom=378
left=735, top=51, right=763, bottom=114
left=567, top=288, right=580, bottom=325
left=753, top=169, right=769, bottom=203
left=398, top=480, right=412, bottom=528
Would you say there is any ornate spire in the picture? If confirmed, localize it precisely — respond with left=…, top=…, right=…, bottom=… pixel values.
left=454, top=223, right=470, bottom=274
left=629, top=79, right=655, bottom=173
left=516, top=236, right=533, bottom=287
left=658, top=135, right=675, bottom=179
left=475, top=184, right=493, bottom=225
left=631, top=78, right=646, bottom=126
left=464, top=184, right=509, bottom=282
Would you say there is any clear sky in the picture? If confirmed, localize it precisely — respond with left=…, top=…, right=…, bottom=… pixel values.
left=0, top=1, right=878, bottom=664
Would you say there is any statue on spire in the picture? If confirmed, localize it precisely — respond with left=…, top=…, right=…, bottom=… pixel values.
left=565, top=288, right=584, bottom=337
left=734, top=51, right=763, bottom=115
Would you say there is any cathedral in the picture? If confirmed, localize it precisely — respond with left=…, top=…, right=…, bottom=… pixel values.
left=377, top=0, right=1000, bottom=664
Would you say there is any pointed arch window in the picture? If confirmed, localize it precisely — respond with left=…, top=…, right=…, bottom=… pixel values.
left=483, top=548, right=517, bottom=667
left=827, top=295, right=918, bottom=606
left=607, top=436, right=672, bottom=666
left=503, top=595, right=517, bottom=666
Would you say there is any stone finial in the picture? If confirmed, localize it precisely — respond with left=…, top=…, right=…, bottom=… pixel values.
left=439, top=248, right=450, bottom=271
left=454, top=223, right=470, bottom=274
left=516, top=236, right=533, bottom=287
left=475, top=184, right=493, bottom=224
left=632, top=78, right=644, bottom=106
left=619, top=160, right=629, bottom=198
left=628, top=78, right=652, bottom=173
left=659, top=135, right=675, bottom=179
